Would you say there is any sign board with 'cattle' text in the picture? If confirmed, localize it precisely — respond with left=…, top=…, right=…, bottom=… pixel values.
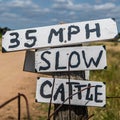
left=35, top=77, right=106, bottom=107
left=2, top=18, right=118, bottom=52
left=35, top=45, right=107, bottom=73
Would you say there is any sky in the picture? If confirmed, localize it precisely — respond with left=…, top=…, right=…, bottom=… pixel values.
left=0, top=0, right=120, bottom=32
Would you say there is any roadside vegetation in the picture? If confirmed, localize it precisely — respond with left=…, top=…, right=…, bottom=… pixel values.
left=0, top=33, right=2, bottom=51
left=89, top=42, right=120, bottom=120
left=0, top=27, right=10, bottom=51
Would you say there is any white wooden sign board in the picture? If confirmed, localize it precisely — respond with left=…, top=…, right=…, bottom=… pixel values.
left=35, top=45, right=107, bottom=73
left=23, top=50, right=90, bottom=80
left=36, top=77, right=106, bottom=107
left=2, top=18, right=118, bottom=52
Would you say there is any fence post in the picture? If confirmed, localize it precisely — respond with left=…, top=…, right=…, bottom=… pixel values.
left=18, top=93, right=21, bottom=120
left=53, top=71, right=88, bottom=120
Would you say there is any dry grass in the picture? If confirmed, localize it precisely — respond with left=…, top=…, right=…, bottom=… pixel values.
left=89, top=42, right=120, bottom=120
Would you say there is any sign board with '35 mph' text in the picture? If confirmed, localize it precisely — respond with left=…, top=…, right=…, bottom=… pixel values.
left=2, top=18, right=118, bottom=52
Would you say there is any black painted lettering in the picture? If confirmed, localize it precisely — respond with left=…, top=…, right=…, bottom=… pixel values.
left=25, top=29, right=37, bottom=48
left=9, top=32, right=20, bottom=48
left=68, top=25, right=80, bottom=41
left=86, top=83, right=93, bottom=101
left=55, top=51, right=67, bottom=70
left=85, top=23, right=101, bottom=39
left=48, top=28, right=64, bottom=43
left=95, top=85, right=103, bottom=103
left=82, top=50, right=103, bottom=68
left=39, top=51, right=51, bottom=71
left=66, top=82, right=79, bottom=99
left=54, top=83, right=65, bottom=102
left=40, top=80, right=52, bottom=98
left=69, top=51, right=80, bottom=68
left=74, top=84, right=87, bottom=99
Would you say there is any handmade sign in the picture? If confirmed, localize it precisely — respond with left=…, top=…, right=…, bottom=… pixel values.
left=2, top=18, right=118, bottom=52
left=35, top=45, right=107, bottom=73
left=36, top=77, right=106, bottom=107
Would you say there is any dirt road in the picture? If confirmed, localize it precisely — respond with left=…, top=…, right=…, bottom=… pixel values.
left=0, top=51, right=44, bottom=120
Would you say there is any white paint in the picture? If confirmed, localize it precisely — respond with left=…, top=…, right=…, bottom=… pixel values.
left=36, top=77, right=106, bottom=107
left=35, top=45, right=107, bottom=72
left=2, top=18, right=118, bottom=52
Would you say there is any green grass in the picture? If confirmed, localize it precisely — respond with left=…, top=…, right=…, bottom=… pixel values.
left=89, top=43, right=120, bottom=120
left=0, top=32, right=1, bottom=37
left=0, top=32, right=2, bottom=51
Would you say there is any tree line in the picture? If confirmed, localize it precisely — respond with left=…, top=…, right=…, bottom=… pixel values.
left=0, top=27, right=11, bottom=34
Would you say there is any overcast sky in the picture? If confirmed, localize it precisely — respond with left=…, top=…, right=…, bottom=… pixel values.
left=0, top=0, right=120, bottom=32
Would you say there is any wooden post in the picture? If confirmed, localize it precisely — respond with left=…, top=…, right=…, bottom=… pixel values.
left=53, top=71, right=88, bottom=120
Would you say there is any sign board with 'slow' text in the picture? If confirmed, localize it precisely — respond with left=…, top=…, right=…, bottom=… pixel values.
left=2, top=18, right=118, bottom=52
left=35, top=45, right=107, bottom=73
left=36, top=77, right=106, bottom=107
